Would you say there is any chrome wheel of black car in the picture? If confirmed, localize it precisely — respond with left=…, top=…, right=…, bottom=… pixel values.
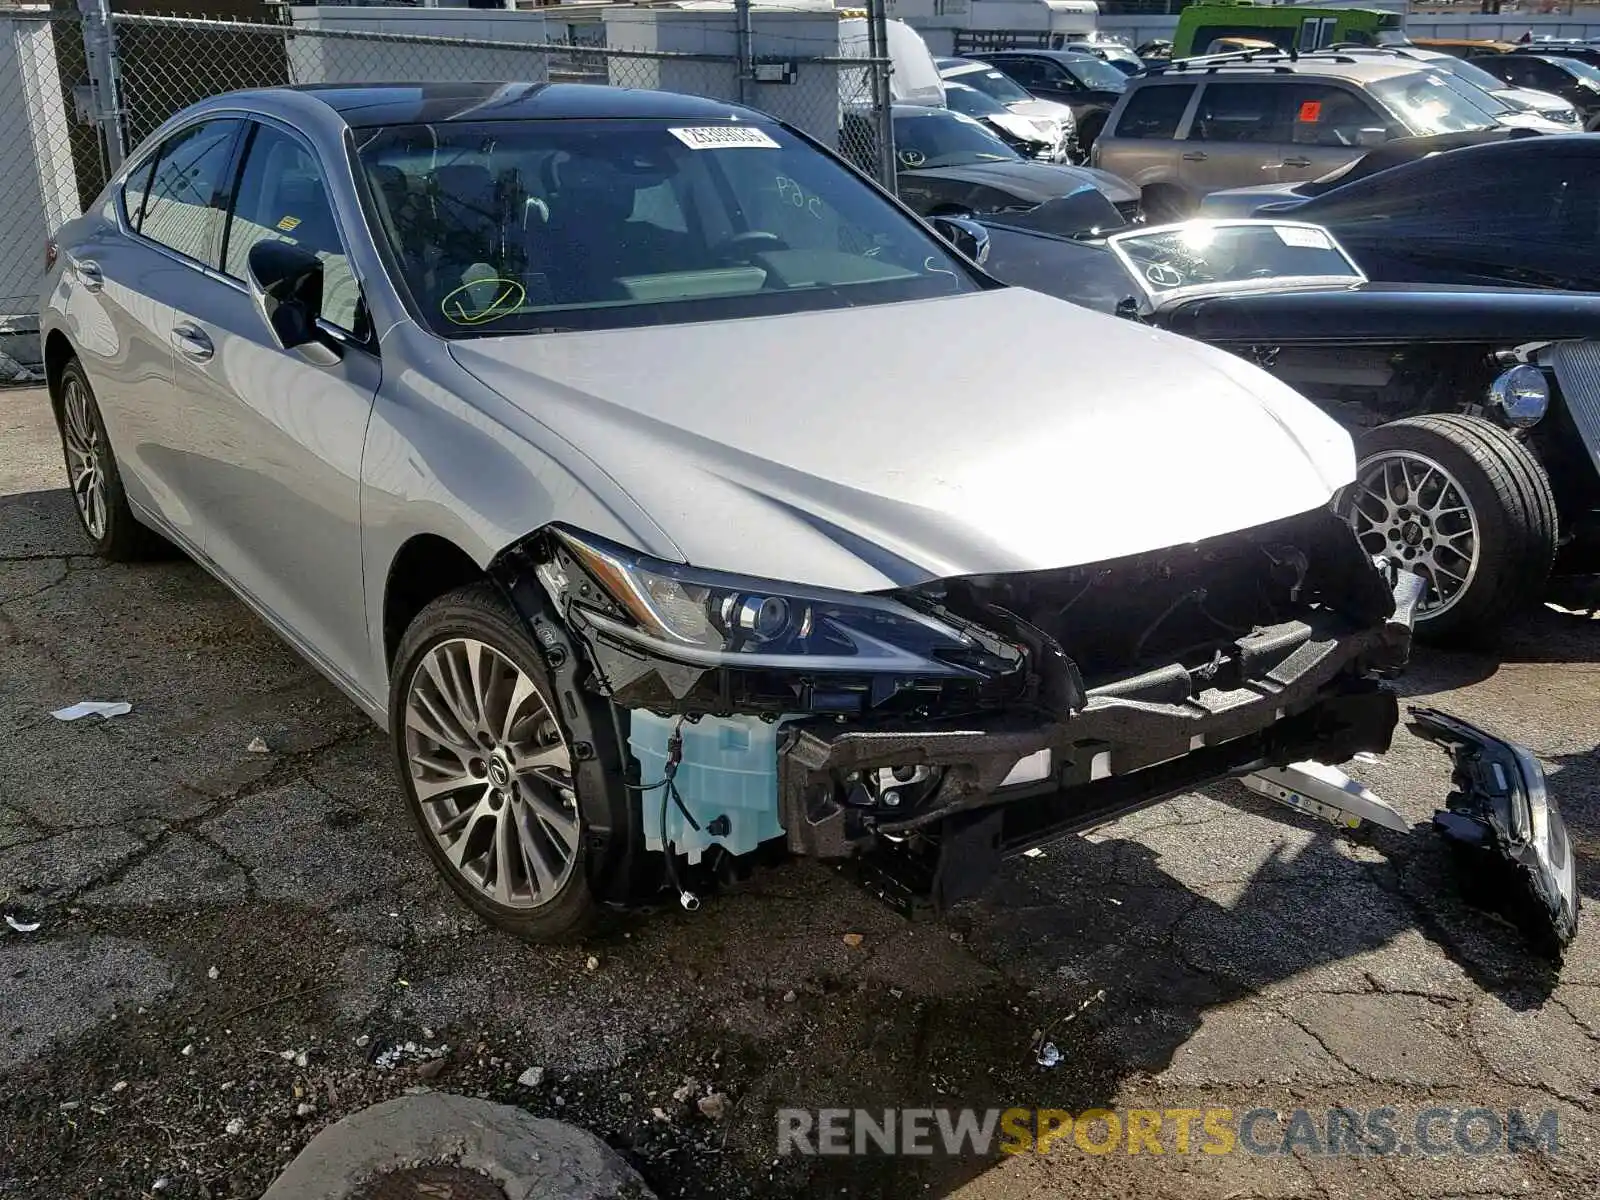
left=1351, top=450, right=1479, bottom=619
left=1350, top=415, right=1557, bottom=643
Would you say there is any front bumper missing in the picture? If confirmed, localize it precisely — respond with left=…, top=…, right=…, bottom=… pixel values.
left=780, top=577, right=1421, bottom=865
left=1410, top=706, right=1581, bottom=956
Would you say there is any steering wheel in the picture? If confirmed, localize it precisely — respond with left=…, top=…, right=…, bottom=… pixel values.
left=714, top=230, right=789, bottom=262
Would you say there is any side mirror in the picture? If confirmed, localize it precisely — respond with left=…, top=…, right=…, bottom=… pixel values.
left=247, top=239, right=327, bottom=354
left=928, top=214, right=991, bottom=266
left=1356, top=127, right=1389, bottom=147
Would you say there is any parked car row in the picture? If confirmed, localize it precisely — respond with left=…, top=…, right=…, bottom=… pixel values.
left=38, top=81, right=1584, bottom=956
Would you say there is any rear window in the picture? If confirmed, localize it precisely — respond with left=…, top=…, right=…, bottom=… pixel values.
left=1112, top=84, right=1194, bottom=139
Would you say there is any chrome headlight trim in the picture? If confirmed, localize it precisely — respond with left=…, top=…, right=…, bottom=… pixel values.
left=1487, top=363, right=1549, bottom=428
left=541, top=527, right=997, bottom=678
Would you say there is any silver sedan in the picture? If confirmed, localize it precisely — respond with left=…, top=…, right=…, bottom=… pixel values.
left=42, top=82, right=1413, bottom=942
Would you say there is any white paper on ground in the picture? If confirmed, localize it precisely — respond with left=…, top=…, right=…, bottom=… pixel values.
left=50, top=700, right=133, bottom=721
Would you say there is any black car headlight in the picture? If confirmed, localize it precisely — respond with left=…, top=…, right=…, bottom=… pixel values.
left=1487, top=363, right=1549, bottom=428
left=540, top=527, right=992, bottom=676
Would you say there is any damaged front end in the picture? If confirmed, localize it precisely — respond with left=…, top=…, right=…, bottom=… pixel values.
left=497, top=507, right=1422, bottom=909
left=1410, top=707, right=1581, bottom=956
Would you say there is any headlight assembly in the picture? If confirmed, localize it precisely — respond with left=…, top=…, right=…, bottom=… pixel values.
left=540, top=527, right=998, bottom=677
left=1487, top=363, right=1549, bottom=428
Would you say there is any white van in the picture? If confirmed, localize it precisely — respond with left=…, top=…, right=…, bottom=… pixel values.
left=838, top=15, right=945, bottom=105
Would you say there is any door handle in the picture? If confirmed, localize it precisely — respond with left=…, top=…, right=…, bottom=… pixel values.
left=1181, top=151, right=1208, bottom=161
left=76, top=259, right=103, bottom=292
left=171, top=321, right=214, bottom=362
left=1281, top=156, right=1312, bottom=168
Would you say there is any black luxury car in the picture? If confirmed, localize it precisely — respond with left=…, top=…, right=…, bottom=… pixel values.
left=1469, top=53, right=1600, bottom=129
left=967, top=211, right=1600, bottom=642
left=844, top=106, right=1140, bottom=230
left=1200, top=133, right=1600, bottom=291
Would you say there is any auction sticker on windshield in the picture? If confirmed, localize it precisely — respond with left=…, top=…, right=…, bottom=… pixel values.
left=1277, top=226, right=1333, bottom=250
left=669, top=126, right=780, bottom=149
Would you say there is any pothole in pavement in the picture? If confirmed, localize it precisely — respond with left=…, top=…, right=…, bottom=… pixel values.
left=346, top=1164, right=506, bottom=1200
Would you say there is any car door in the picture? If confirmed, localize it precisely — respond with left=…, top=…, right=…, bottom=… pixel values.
left=74, top=117, right=245, bottom=546
left=1180, top=81, right=1294, bottom=194
left=164, top=117, right=381, bottom=685
left=1278, top=83, right=1392, bottom=182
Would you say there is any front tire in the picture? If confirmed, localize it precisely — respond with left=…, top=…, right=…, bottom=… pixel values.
left=390, top=583, right=601, bottom=942
left=54, top=357, right=165, bottom=561
left=1349, top=414, right=1557, bottom=642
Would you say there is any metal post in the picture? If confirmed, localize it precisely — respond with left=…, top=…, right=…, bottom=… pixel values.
left=733, top=0, right=753, bottom=105
left=865, top=0, right=896, bottom=194
left=77, top=0, right=125, bottom=171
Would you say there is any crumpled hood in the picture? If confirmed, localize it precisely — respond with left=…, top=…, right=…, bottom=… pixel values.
left=451, top=287, right=1356, bottom=592
left=909, top=159, right=1139, bottom=206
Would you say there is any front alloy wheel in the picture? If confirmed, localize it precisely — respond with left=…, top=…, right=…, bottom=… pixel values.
left=403, top=637, right=581, bottom=910
left=390, top=583, right=608, bottom=941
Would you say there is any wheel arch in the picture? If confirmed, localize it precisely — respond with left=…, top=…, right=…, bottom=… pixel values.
left=381, top=532, right=490, bottom=669
left=42, top=329, right=76, bottom=415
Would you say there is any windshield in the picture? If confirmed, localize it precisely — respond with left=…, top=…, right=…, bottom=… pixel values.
left=1440, top=57, right=1519, bottom=94
left=1551, top=56, right=1600, bottom=86
left=951, top=66, right=1034, bottom=105
left=893, top=108, right=1020, bottom=167
left=1370, top=72, right=1499, bottom=134
left=1430, top=70, right=1513, bottom=115
left=1109, top=223, right=1363, bottom=299
left=944, top=84, right=1009, bottom=118
left=355, top=119, right=979, bottom=337
left=1061, top=57, right=1130, bottom=91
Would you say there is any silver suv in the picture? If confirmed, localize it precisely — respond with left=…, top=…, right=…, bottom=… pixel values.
left=1093, top=53, right=1503, bottom=219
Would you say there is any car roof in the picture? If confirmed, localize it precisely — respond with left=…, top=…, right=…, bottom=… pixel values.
left=984, top=50, right=1101, bottom=64
left=1138, top=56, right=1436, bottom=84
left=266, top=82, right=770, bottom=128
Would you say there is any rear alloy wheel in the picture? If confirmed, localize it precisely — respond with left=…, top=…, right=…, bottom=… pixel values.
left=1350, top=414, right=1557, bottom=642
left=392, top=584, right=598, bottom=941
left=54, top=358, right=165, bottom=561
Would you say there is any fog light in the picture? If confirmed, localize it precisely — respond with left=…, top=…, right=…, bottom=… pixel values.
left=1487, top=364, right=1549, bottom=428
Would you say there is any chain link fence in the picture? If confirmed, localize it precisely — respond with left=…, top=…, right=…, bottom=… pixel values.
left=0, top=5, right=893, bottom=371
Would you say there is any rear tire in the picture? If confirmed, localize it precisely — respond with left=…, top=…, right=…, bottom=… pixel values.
left=53, top=357, right=166, bottom=562
left=1350, top=414, right=1557, bottom=643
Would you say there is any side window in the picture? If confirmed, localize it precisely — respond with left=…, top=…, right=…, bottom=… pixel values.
left=223, top=123, right=364, bottom=336
left=121, top=155, right=156, bottom=229
left=1113, top=85, right=1194, bottom=139
left=1190, top=83, right=1289, bottom=143
left=999, top=59, right=1048, bottom=88
left=139, top=120, right=242, bottom=266
left=1288, top=84, right=1390, bottom=145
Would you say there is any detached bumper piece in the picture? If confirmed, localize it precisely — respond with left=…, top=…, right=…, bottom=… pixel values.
left=1409, top=706, right=1580, bottom=957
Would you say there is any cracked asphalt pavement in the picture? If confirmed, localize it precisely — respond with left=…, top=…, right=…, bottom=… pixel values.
left=2, top=385, right=1598, bottom=1199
